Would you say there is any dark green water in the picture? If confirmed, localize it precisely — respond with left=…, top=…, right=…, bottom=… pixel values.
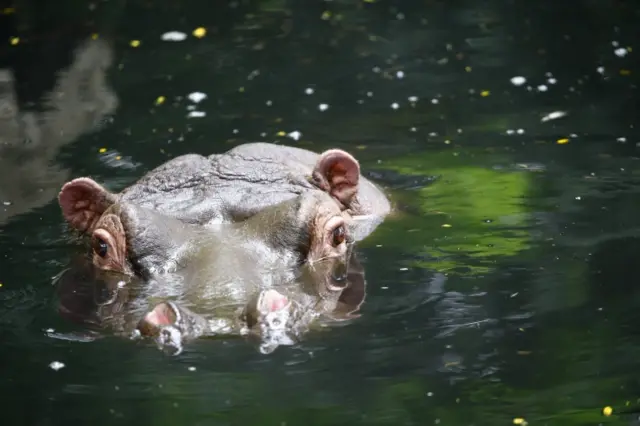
left=1, top=0, right=640, bottom=425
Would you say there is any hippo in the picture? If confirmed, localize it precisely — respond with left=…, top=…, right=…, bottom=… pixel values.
left=55, top=177, right=367, bottom=353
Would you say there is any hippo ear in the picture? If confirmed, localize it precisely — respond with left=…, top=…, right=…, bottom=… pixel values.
left=312, top=149, right=360, bottom=205
left=58, top=177, right=117, bottom=233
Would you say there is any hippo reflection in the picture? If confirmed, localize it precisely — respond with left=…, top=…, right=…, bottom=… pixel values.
left=60, top=143, right=391, bottom=243
left=54, top=249, right=367, bottom=354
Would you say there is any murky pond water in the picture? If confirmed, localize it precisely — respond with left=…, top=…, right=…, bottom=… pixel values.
left=2, top=0, right=640, bottom=425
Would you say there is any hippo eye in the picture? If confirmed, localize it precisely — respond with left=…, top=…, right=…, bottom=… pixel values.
left=332, top=225, right=346, bottom=246
left=92, top=237, right=108, bottom=258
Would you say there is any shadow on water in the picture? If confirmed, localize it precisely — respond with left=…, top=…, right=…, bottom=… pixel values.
left=2, top=0, right=640, bottom=425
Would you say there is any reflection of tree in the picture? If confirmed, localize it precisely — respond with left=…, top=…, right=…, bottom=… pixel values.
left=0, top=37, right=117, bottom=226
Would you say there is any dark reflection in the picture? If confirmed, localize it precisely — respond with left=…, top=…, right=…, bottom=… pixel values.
left=53, top=249, right=367, bottom=355
left=0, top=37, right=117, bottom=226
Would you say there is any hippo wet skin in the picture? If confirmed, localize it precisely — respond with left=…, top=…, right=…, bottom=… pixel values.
left=60, top=143, right=391, bottom=242
left=57, top=178, right=366, bottom=353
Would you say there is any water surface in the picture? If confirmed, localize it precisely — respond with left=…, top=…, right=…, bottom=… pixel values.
left=1, top=1, right=640, bottom=425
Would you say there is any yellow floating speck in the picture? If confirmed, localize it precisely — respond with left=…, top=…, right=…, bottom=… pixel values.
left=0, top=282, right=3, bottom=287
left=91, top=33, right=99, bottom=40
left=465, top=66, right=472, bottom=72
left=602, top=406, right=613, bottom=416
left=321, top=11, right=331, bottom=20
left=130, top=39, right=141, bottom=48
left=238, top=86, right=245, bottom=93
left=115, top=156, right=122, bottom=161
left=99, top=148, right=107, bottom=153
left=10, top=37, right=19, bottom=46
left=480, top=90, right=490, bottom=97
left=356, top=145, right=366, bottom=150
left=276, top=131, right=286, bottom=137
left=442, top=224, right=452, bottom=228
left=557, top=138, right=569, bottom=144
left=155, top=96, right=166, bottom=105
left=513, top=418, right=527, bottom=426
left=620, top=69, right=631, bottom=75
left=192, top=27, right=206, bottom=38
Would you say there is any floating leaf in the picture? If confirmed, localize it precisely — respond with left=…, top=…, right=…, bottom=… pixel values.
left=192, top=27, right=206, bottom=38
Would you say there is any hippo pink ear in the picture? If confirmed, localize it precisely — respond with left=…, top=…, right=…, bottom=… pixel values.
left=58, top=177, right=117, bottom=233
left=312, top=149, right=360, bottom=205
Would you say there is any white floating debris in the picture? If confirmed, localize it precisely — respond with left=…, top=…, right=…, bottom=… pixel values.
left=265, top=100, right=273, bottom=106
left=510, top=76, right=527, bottom=86
left=617, top=137, right=627, bottom=142
left=547, top=78, right=557, bottom=84
left=247, top=69, right=260, bottom=80
left=399, top=267, right=409, bottom=271
left=318, top=103, right=329, bottom=112
left=506, top=129, right=515, bottom=135
left=614, top=47, right=628, bottom=57
left=396, top=70, right=405, bottom=79
left=187, top=92, right=207, bottom=103
left=428, top=132, right=438, bottom=137
left=537, top=85, right=548, bottom=92
left=366, top=91, right=373, bottom=97
left=187, top=111, right=206, bottom=118
left=541, top=111, right=567, bottom=122
left=410, top=127, right=417, bottom=132
left=597, top=66, right=605, bottom=74
left=391, top=102, right=399, bottom=110
left=575, top=196, right=581, bottom=200
left=408, top=95, right=418, bottom=102
left=431, top=98, right=439, bottom=104
left=304, top=87, right=315, bottom=95
left=517, top=128, right=525, bottom=134
left=612, top=40, right=620, bottom=47
left=49, top=361, right=65, bottom=371
left=188, top=366, right=196, bottom=372
left=287, top=131, right=302, bottom=141
left=45, top=328, right=55, bottom=333
left=161, top=31, right=187, bottom=42
left=372, top=66, right=381, bottom=73
left=232, top=129, right=239, bottom=134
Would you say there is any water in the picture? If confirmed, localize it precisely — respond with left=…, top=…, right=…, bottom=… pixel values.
left=1, top=0, right=640, bottom=424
